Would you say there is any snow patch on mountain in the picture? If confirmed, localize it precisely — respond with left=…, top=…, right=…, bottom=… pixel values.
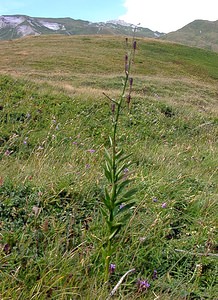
left=107, top=20, right=134, bottom=27
left=38, top=20, right=65, bottom=31
left=0, top=16, right=25, bottom=28
left=17, top=25, right=39, bottom=36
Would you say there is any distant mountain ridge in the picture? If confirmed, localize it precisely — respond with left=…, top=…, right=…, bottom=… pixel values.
left=0, top=15, right=164, bottom=40
left=0, top=15, right=217, bottom=52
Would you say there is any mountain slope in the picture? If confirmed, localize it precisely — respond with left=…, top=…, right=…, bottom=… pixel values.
left=162, top=20, right=218, bottom=52
left=0, top=15, right=164, bottom=40
left=1, top=15, right=218, bottom=53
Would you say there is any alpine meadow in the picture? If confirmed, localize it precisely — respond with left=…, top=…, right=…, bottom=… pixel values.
left=0, top=33, right=218, bottom=299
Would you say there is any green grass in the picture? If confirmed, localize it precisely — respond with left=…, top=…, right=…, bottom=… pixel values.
left=0, top=35, right=218, bottom=299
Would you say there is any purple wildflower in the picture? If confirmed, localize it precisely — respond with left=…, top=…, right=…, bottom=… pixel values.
left=87, top=149, right=95, bottom=153
left=85, top=164, right=90, bottom=169
left=119, top=203, right=125, bottom=209
left=123, top=167, right=129, bottom=179
left=72, top=141, right=78, bottom=145
left=137, top=279, right=150, bottom=292
left=3, top=244, right=11, bottom=254
left=161, top=202, right=167, bottom=208
left=152, top=269, right=158, bottom=280
left=4, top=150, right=11, bottom=156
left=152, top=197, right=158, bottom=202
left=109, top=263, right=116, bottom=274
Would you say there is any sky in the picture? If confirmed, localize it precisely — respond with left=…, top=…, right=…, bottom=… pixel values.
left=0, top=0, right=217, bottom=33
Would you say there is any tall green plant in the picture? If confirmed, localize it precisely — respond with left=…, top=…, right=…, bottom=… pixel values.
left=101, top=36, right=138, bottom=282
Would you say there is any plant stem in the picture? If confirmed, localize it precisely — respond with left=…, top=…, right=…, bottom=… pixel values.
left=103, top=36, right=136, bottom=282
left=104, top=240, right=112, bottom=282
left=104, top=73, right=130, bottom=283
left=106, top=268, right=135, bottom=299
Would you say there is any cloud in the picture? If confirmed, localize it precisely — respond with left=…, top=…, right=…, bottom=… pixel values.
left=120, top=0, right=218, bottom=32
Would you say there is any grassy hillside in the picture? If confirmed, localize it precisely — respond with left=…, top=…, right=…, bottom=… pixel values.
left=162, top=20, right=218, bottom=52
left=0, top=35, right=218, bottom=299
left=0, top=35, right=218, bottom=79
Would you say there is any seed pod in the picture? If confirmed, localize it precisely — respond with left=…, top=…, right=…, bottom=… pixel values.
left=125, top=37, right=128, bottom=46
left=126, top=94, right=131, bottom=104
left=129, top=77, right=133, bottom=88
left=111, top=103, right=115, bottom=114
left=125, top=54, right=129, bottom=74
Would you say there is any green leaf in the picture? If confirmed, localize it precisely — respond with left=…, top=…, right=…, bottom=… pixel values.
left=115, top=161, right=132, bottom=178
left=116, top=179, right=134, bottom=196
left=112, top=205, right=120, bottom=217
left=111, top=223, right=123, bottom=231
left=105, top=161, right=112, bottom=173
left=115, top=198, right=133, bottom=206
left=109, top=136, right=113, bottom=147
left=109, top=224, right=122, bottom=240
left=104, top=148, right=112, bottom=167
left=115, top=148, right=124, bottom=159
left=113, top=202, right=135, bottom=217
left=116, top=172, right=126, bottom=182
left=115, top=163, right=127, bottom=178
left=117, top=153, right=133, bottom=164
left=100, top=206, right=108, bottom=218
left=101, top=246, right=107, bottom=259
left=105, top=187, right=111, bottom=202
left=119, top=212, right=132, bottom=224
left=122, top=188, right=138, bottom=199
left=102, top=198, right=111, bottom=210
left=103, top=166, right=112, bottom=182
left=103, top=187, right=112, bottom=209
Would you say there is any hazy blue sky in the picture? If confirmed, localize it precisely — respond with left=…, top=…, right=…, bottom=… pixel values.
left=0, top=0, right=125, bottom=21
left=0, top=0, right=217, bottom=32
